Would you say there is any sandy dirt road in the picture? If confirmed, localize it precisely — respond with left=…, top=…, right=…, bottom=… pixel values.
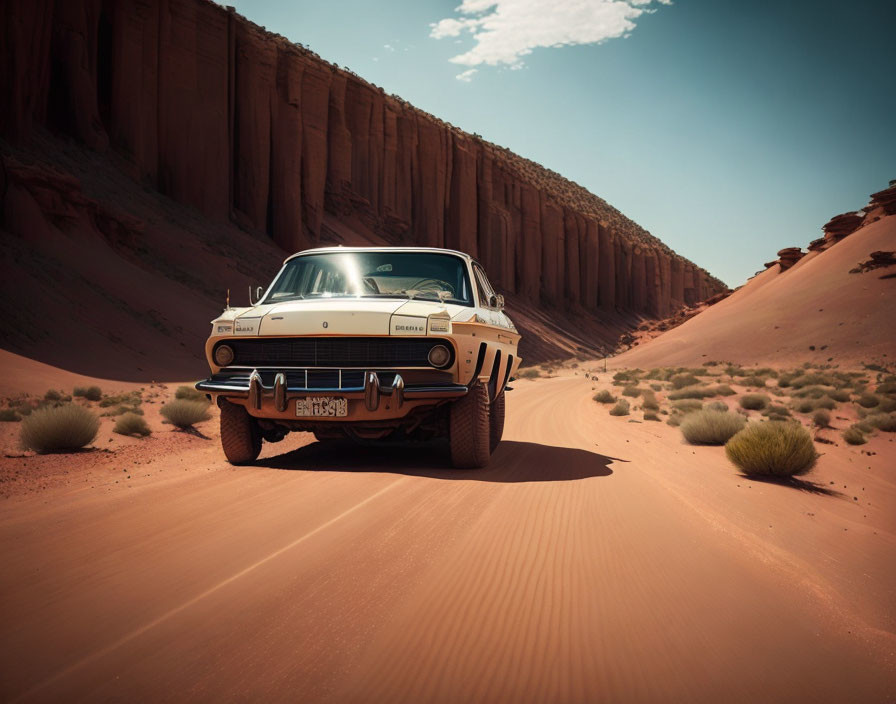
left=1, top=375, right=894, bottom=702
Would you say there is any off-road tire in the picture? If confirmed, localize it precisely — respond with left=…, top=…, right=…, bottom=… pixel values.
left=220, top=401, right=261, bottom=465
left=449, top=383, right=491, bottom=468
left=489, top=391, right=505, bottom=453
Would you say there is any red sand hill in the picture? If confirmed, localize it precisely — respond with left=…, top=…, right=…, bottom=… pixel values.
left=1, top=0, right=723, bottom=363
left=616, top=202, right=896, bottom=369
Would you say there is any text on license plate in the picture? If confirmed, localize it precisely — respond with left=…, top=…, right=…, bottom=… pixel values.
left=296, top=397, right=348, bottom=417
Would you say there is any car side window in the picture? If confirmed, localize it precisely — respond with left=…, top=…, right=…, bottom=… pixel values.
left=472, top=263, right=496, bottom=308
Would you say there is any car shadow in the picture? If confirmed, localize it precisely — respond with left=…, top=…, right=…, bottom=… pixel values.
left=255, top=439, right=621, bottom=483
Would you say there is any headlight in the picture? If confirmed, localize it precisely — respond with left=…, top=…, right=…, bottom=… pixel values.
left=427, top=344, right=451, bottom=368
left=214, top=344, right=235, bottom=367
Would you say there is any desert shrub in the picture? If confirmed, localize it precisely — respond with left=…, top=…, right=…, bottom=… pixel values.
left=175, top=385, right=207, bottom=402
left=752, top=368, right=779, bottom=378
left=762, top=404, right=791, bottom=418
left=877, top=396, right=896, bottom=413
left=672, top=399, right=703, bottom=414
left=739, top=394, right=770, bottom=410
left=812, top=409, right=831, bottom=427
left=99, top=391, right=142, bottom=408
left=776, top=373, right=796, bottom=388
left=622, top=385, right=641, bottom=397
left=666, top=414, right=682, bottom=427
left=645, top=368, right=671, bottom=381
left=792, top=385, right=829, bottom=399
left=517, top=367, right=540, bottom=379
left=842, top=426, right=867, bottom=445
left=814, top=396, right=837, bottom=410
left=680, top=410, right=747, bottom=445
left=826, top=388, right=851, bottom=402
left=609, top=399, right=630, bottom=416
left=20, top=404, right=99, bottom=453
left=0, top=409, right=21, bottom=422
left=725, top=365, right=746, bottom=377
left=713, top=385, right=736, bottom=396
left=857, top=393, right=880, bottom=408
left=44, top=389, right=62, bottom=401
left=642, top=393, right=660, bottom=411
left=82, top=386, right=103, bottom=402
left=102, top=404, right=144, bottom=417
left=725, top=422, right=818, bottom=477
left=160, top=400, right=211, bottom=428
left=876, top=381, right=896, bottom=395
left=643, top=410, right=660, bottom=421
left=790, top=373, right=835, bottom=389
left=649, top=383, right=663, bottom=391
left=741, top=376, right=768, bottom=388
left=114, top=412, right=151, bottom=437
left=668, top=385, right=714, bottom=400
left=706, top=401, right=729, bottom=412
left=73, top=386, right=88, bottom=398
left=853, top=420, right=874, bottom=433
left=865, top=413, right=896, bottom=432
left=670, top=373, right=700, bottom=389
left=593, top=390, right=616, bottom=404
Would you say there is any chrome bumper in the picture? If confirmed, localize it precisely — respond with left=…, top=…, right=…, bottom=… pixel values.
left=196, top=371, right=468, bottom=413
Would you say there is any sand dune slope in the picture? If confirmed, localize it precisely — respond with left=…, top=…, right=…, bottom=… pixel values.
left=1, top=374, right=893, bottom=702
left=617, top=215, right=895, bottom=369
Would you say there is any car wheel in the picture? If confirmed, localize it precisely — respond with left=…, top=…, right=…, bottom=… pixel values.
left=449, top=382, right=491, bottom=468
left=220, top=400, right=261, bottom=465
left=489, top=391, right=505, bottom=453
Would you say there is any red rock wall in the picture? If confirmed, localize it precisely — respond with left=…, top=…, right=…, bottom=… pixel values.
left=0, top=0, right=726, bottom=318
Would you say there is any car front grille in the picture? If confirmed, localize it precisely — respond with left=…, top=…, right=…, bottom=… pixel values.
left=220, top=337, right=453, bottom=369
left=213, top=369, right=453, bottom=390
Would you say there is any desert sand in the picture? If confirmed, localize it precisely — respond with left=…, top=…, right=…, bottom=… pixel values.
left=616, top=215, right=895, bottom=369
left=1, top=367, right=894, bottom=702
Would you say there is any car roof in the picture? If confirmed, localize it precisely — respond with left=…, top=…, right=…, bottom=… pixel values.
left=284, top=246, right=473, bottom=264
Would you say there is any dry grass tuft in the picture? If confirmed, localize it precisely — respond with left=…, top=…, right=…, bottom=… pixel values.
left=161, top=400, right=211, bottom=428
left=114, top=412, right=152, bottom=437
left=593, top=389, right=616, bottom=404
left=609, top=399, right=630, bottom=416
left=175, top=385, right=207, bottom=402
left=812, top=409, right=831, bottom=427
left=865, top=413, right=896, bottom=432
left=672, top=399, right=703, bottom=414
left=73, top=385, right=103, bottom=402
left=739, top=394, right=770, bottom=410
left=725, top=422, right=818, bottom=476
left=680, top=410, right=746, bottom=445
left=842, top=426, right=867, bottom=445
left=20, top=404, right=99, bottom=453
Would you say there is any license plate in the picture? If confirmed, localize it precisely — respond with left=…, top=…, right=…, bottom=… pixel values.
left=296, top=397, right=348, bottom=417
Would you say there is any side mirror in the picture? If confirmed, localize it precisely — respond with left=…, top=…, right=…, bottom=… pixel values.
left=490, top=294, right=504, bottom=310
left=249, top=285, right=264, bottom=305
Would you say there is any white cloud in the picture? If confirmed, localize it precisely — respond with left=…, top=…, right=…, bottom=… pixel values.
left=456, top=68, right=478, bottom=82
left=430, top=0, right=671, bottom=72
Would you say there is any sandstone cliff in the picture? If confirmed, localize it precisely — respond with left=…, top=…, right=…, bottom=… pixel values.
left=1, top=0, right=724, bottom=323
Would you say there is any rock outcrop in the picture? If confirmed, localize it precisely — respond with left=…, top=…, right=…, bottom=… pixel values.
left=1, top=0, right=725, bottom=319
left=822, top=212, right=865, bottom=244
left=776, top=247, right=805, bottom=270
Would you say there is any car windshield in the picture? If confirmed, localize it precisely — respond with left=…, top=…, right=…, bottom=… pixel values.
left=263, top=251, right=473, bottom=306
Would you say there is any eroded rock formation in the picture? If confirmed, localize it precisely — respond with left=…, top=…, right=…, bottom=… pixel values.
left=1, top=0, right=725, bottom=318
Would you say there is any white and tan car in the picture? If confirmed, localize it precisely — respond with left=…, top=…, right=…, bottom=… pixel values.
left=197, top=247, right=522, bottom=468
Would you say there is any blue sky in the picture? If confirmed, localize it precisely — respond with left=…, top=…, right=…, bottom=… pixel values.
left=230, top=0, right=895, bottom=287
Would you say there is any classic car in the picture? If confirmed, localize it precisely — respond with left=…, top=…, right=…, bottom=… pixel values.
left=196, top=246, right=521, bottom=468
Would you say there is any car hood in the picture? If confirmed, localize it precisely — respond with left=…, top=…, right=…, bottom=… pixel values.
left=230, top=298, right=468, bottom=336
